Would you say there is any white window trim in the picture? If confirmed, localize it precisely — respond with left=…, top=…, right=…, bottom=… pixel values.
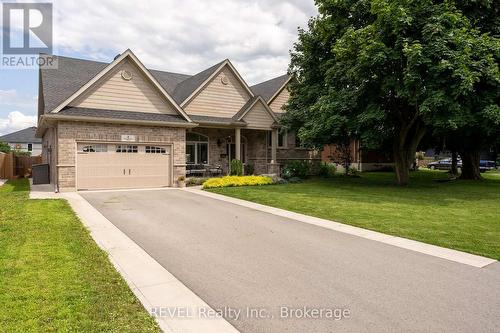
left=186, top=132, right=209, bottom=165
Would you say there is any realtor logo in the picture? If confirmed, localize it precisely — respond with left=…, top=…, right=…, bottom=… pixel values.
left=2, top=2, right=52, bottom=54
left=1, top=2, right=56, bottom=69
left=2, top=2, right=53, bottom=54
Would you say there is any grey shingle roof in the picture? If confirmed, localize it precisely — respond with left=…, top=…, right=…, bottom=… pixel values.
left=57, top=107, right=188, bottom=123
left=40, top=54, right=229, bottom=114
left=0, top=127, right=41, bottom=143
left=40, top=54, right=194, bottom=114
left=40, top=54, right=289, bottom=122
left=150, top=69, right=191, bottom=96
left=251, top=74, right=290, bottom=102
left=171, top=60, right=225, bottom=104
left=40, top=54, right=108, bottom=113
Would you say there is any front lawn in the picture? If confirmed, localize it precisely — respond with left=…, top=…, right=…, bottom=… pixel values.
left=208, top=170, right=500, bottom=260
left=0, top=179, right=161, bottom=332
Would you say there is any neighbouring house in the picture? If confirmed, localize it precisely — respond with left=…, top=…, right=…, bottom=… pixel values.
left=0, top=127, right=42, bottom=156
left=36, top=50, right=319, bottom=191
left=321, top=140, right=394, bottom=172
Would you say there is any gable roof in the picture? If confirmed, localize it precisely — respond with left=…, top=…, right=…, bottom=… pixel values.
left=39, top=52, right=289, bottom=127
left=0, top=127, right=41, bottom=143
left=232, top=95, right=278, bottom=123
left=251, top=74, right=290, bottom=102
left=45, top=50, right=193, bottom=122
left=178, top=59, right=255, bottom=107
left=171, top=60, right=225, bottom=104
left=40, top=54, right=193, bottom=114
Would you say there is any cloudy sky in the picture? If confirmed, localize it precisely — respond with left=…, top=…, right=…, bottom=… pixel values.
left=0, top=0, right=317, bottom=135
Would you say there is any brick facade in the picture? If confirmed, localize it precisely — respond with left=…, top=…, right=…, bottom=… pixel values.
left=191, top=127, right=320, bottom=175
left=55, top=121, right=186, bottom=190
left=45, top=121, right=319, bottom=190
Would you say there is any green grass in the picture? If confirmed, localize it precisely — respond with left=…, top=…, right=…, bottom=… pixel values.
left=0, top=179, right=161, bottom=333
left=208, top=170, right=500, bottom=260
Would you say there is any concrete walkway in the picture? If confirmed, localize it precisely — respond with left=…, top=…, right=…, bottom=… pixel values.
left=82, top=189, right=500, bottom=333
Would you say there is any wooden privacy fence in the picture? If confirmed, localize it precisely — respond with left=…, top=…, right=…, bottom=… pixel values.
left=15, top=155, right=42, bottom=178
left=0, top=153, right=42, bottom=179
left=0, top=152, right=14, bottom=179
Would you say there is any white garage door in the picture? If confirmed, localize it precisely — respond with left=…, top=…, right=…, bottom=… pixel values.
left=76, top=143, right=171, bottom=190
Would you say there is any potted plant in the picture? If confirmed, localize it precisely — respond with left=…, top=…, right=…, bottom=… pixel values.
left=177, top=175, right=186, bottom=188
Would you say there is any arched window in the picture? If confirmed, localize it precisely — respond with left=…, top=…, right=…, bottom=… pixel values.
left=186, top=132, right=209, bottom=165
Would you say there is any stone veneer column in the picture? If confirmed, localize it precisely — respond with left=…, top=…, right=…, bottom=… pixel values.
left=235, top=127, right=241, bottom=161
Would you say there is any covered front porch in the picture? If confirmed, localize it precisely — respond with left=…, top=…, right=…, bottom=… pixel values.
left=185, top=126, right=281, bottom=177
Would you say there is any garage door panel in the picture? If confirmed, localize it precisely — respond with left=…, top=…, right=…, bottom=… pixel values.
left=76, top=144, right=171, bottom=190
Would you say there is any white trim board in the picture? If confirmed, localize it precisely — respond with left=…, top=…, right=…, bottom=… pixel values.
left=184, top=188, right=497, bottom=269
left=267, top=76, right=291, bottom=104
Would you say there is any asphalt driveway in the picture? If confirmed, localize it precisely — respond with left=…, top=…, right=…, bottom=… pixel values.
left=82, top=189, right=500, bottom=333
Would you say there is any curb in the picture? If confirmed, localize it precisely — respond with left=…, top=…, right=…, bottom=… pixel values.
left=183, top=188, right=496, bottom=268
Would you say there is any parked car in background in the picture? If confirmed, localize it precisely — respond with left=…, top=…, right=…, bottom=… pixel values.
left=427, top=158, right=462, bottom=172
left=480, top=160, right=496, bottom=172
left=428, top=158, right=497, bottom=173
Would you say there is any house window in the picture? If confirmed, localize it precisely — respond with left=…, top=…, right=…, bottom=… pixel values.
left=268, top=130, right=287, bottom=148
left=145, top=146, right=166, bottom=154
left=81, top=144, right=107, bottom=153
left=294, top=132, right=302, bottom=148
left=186, top=132, right=208, bottom=164
left=27, top=143, right=33, bottom=151
left=116, top=145, right=138, bottom=153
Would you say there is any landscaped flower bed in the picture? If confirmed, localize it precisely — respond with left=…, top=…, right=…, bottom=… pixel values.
left=202, top=175, right=273, bottom=189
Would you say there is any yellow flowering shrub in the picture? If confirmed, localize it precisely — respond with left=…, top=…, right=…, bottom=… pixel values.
left=202, top=175, right=273, bottom=189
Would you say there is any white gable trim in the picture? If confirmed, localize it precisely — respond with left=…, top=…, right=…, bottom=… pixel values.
left=49, top=49, right=192, bottom=122
left=267, top=76, right=292, bottom=104
left=180, top=60, right=255, bottom=107
left=238, top=96, right=278, bottom=123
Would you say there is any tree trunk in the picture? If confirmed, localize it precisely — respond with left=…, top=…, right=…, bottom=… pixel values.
left=393, top=120, right=426, bottom=186
left=451, top=150, right=458, bottom=176
left=460, top=149, right=482, bottom=180
left=393, top=148, right=411, bottom=185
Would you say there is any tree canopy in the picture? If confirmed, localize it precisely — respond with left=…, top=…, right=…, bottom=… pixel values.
left=283, top=0, right=499, bottom=185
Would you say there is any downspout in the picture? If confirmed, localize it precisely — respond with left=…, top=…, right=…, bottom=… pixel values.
left=55, top=124, right=59, bottom=193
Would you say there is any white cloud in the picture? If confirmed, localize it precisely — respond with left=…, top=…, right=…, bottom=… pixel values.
left=0, top=111, right=37, bottom=136
left=52, top=0, right=317, bottom=84
left=0, top=89, right=37, bottom=110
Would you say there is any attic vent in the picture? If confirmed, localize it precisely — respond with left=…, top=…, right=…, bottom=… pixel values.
left=221, top=75, right=229, bottom=85
left=121, top=70, right=133, bottom=81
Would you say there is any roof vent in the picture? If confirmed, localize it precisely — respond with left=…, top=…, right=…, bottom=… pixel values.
left=114, top=53, right=121, bottom=60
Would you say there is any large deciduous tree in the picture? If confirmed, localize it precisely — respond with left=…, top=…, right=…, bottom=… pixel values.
left=283, top=0, right=499, bottom=185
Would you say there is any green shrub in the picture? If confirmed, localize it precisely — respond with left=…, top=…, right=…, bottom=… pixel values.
left=348, top=167, right=360, bottom=177
left=0, top=141, right=11, bottom=153
left=244, top=163, right=255, bottom=175
left=202, top=175, right=273, bottom=189
left=14, top=150, right=31, bottom=157
left=230, top=159, right=243, bottom=176
left=288, top=177, right=302, bottom=183
left=282, top=160, right=309, bottom=179
left=319, top=162, right=337, bottom=178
